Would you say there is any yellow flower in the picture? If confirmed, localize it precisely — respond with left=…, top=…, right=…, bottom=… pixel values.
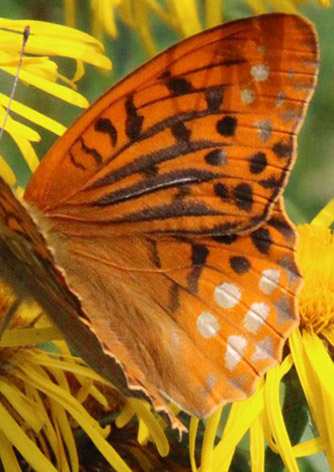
left=66, top=0, right=330, bottom=55
left=288, top=199, right=334, bottom=469
left=0, top=284, right=170, bottom=472
left=0, top=18, right=111, bottom=183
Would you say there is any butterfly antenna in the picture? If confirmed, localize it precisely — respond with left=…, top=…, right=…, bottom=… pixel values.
left=0, top=25, right=30, bottom=142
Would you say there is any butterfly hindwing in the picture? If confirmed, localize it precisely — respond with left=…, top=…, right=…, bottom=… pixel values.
left=45, top=197, right=300, bottom=416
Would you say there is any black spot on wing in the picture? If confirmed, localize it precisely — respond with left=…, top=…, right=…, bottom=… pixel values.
left=268, top=217, right=295, bottom=242
left=70, top=151, right=86, bottom=171
left=147, top=238, right=161, bottom=268
left=210, top=222, right=239, bottom=236
left=159, top=70, right=171, bottom=80
left=174, top=185, right=191, bottom=200
left=230, top=256, right=251, bottom=274
left=191, top=244, right=209, bottom=266
left=188, top=267, right=202, bottom=294
left=251, top=227, right=273, bottom=254
left=205, top=86, right=224, bottom=111
left=142, top=164, right=159, bottom=178
left=272, top=140, right=293, bottom=158
left=95, top=118, right=118, bottom=147
left=165, top=76, right=194, bottom=96
left=249, top=152, right=267, bottom=174
left=233, top=183, right=253, bottom=212
left=125, top=94, right=144, bottom=141
left=212, top=234, right=238, bottom=244
left=80, top=138, right=102, bottom=166
left=214, top=182, right=229, bottom=200
left=168, top=283, right=180, bottom=314
left=205, top=149, right=227, bottom=166
left=259, top=177, right=280, bottom=190
left=216, top=116, right=237, bottom=137
left=171, top=121, right=191, bottom=141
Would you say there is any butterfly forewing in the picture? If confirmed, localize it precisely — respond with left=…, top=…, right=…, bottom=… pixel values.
left=2, top=14, right=319, bottom=419
left=25, top=14, right=318, bottom=238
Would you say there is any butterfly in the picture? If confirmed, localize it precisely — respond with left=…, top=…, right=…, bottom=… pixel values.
left=0, top=13, right=319, bottom=432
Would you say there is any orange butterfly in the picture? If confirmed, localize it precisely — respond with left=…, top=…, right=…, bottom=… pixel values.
left=0, top=13, right=318, bottom=431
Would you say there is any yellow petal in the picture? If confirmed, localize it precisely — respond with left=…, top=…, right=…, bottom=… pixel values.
left=116, top=402, right=135, bottom=428
left=50, top=399, right=78, bottom=472
left=293, top=437, right=327, bottom=457
left=91, top=0, right=119, bottom=38
left=72, top=59, right=85, bottom=82
left=141, top=0, right=174, bottom=26
left=22, top=350, right=106, bottom=384
left=0, top=327, right=62, bottom=348
left=0, top=154, right=16, bottom=185
left=244, top=0, right=268, bottom=13
left=205, top=0, right=223, bottom=28
left=200, top=407, right=222, bottom=471
left=189, top=417, right=199, bottom=472
left=322, top=328, right=334, bottom=346
left=128, top=399, right=170, bottom=457
left=0, top=401, right=57, bottom=472
left=0, top=17, right=90, bottom=41
left=319, top=0, right=330, bottom=6
left=64, top=0, right=76, bottom=27
left=290, top=329, right=334, bottom=469
left=269, top=0, right=298, bottom=13
left=211, top=382, right=264, bottom=472
left=302, top=331, right=334, bottom=467
left=0, top=107, right=40, bottom=141
left=16, top=364, right=132, bottom=472
left=137, top=417, right=151, bottom=446
left=250, top=414, right=265, bottom=472
left=167, top=0, right=202, bottom=36
left=117, top=0, right=136, bottom=29
left=311, top=198, right=334, bottom=227
left=264, top=356, right=299, bottom=472
left=0, top=380, right=43, bottom=433
left=75, top=377, right=94, bottom=404
left=22, top=38, right=111, bottom=70
left=11, top=136, right=40, bottom=173
left=24, top=382, right=60, bottom=455
left=1, top=66, right=89, bottom=107
left=0, top=92, right=66, bottom=135
left=132, top=3, right=157, bottom=56
left=0, top=429, right=22, bottom=472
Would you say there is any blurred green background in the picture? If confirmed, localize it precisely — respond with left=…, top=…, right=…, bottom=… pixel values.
left=1, top=1, right=333, bottom=226
left=0, top=2, right=333, bottom=472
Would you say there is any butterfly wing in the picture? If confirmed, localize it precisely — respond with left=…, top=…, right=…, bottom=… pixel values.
left=43, top=197, right=300, bottom=416
left=21, top=14, right=318, bottom=416
left=25, top=14, right=318, bottom=238
left=0, top=177, right=185, bottom=432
